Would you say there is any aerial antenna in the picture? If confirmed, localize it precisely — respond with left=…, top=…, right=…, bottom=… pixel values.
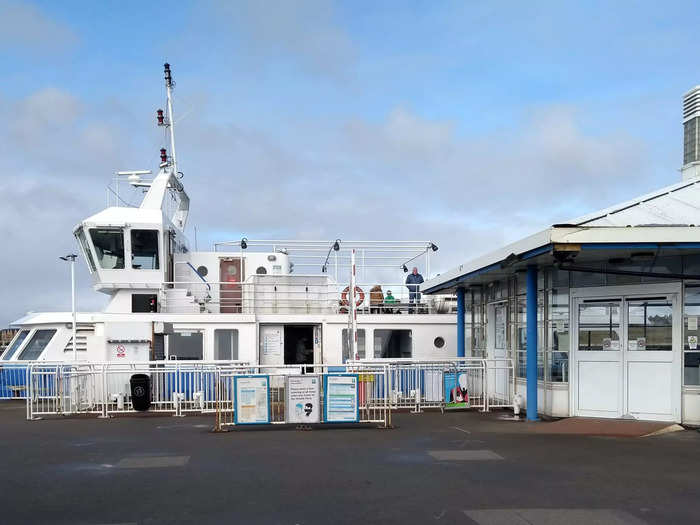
left=159, top=62, right=178, bottom=177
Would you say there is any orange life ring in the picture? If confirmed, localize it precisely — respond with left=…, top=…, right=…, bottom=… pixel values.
left=341, top=286, right=365, bottom=307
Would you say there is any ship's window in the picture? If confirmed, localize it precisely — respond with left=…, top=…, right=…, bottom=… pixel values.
left=17, top=329, right=57, bottom=360
left=90, top=228, right=125, bottom=269
left=256, top=266, right=267, bottom=275
left=75, top=228, right=96, bottom=272
left=214, top=329, right=239, bottom=360
left=167, top=332, right=203, bottom=360
left=2, top=330, right=29, bottom=360
left=196, top=266, right=208, bottom=277
left=342, top=329, right=366, bottom=361
left=131, top=230, right=159, bottom=270
left=374, top=329, right=412, bottom=358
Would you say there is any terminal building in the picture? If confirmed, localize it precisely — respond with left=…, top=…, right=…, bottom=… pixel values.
left=423, top=86, right=700, bottom=424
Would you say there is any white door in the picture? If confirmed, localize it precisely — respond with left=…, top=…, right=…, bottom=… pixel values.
left=572, top=286, right=680, bottom=422
left=259, top=325, right=284, bottom=366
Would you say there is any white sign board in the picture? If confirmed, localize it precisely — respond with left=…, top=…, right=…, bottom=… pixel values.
left=235, top=376, right=270, bottom=424
left=286, top=375, right=321, bottom=424
left=689, top=316, right=698, bottom=332
left=324, top=375, right=359, bottom=423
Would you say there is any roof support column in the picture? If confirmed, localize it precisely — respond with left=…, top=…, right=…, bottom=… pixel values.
left=457, top=287, right=465, bottom=358
left=526, top=265, right=539, bottom=421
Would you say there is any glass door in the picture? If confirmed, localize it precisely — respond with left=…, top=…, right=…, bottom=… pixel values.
left=573, top=288, right=680, bottom=421
left=575, top=299, right=624, bottom=418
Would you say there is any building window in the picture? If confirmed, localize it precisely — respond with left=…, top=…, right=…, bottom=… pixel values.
left=627, top=300, right=672, bottom=351
left=547, top=284, right=569, bottom=382
left=90, top=228, right=125, bottom=269
left=17, top=329, right=57, bottom=360
left=2, top=330, right=29, bottom=360
left=214, top=329, right=238, bottom=360
left=374, top=329, right=412, bottom=358
left=342, top=329, right=365, bottom=361
left=578, top=302, right=621, bottom=351
left=684, top=285, right=700, bottom=386
left=131, top=230, right=159, bottom=269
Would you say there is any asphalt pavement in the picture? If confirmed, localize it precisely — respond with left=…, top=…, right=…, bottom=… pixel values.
left=1, top=401, right=698, bottom=525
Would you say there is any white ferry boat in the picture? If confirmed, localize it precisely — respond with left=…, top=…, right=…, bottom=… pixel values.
left=3, top=64, right=457, bottom=366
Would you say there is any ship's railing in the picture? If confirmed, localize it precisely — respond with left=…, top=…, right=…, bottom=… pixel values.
left=160, top=278, right=456, bottom=315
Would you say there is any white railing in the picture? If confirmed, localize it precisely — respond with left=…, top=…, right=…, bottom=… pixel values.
left=160, top=278, right=455, bottom=315
left=213, top=363, right=392, bottom=430
left=26, top=361, right=248, bottom=419
left=23, top=359, right=515, bottom=423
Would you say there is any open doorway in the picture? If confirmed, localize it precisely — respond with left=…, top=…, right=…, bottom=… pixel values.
left=284, top=325, right=315, bottom=365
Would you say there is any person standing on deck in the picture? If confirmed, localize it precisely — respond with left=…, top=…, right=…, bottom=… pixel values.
left=405, top=267, right=424, bottom=313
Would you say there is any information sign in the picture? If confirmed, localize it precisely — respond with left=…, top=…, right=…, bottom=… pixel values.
left=286, top=375, right=321, bottom=424
left=234, top=375, right=270, bottom=424
left=324, top=375, right=359, bottom=423
left=444, top=371, right=470, bottom=409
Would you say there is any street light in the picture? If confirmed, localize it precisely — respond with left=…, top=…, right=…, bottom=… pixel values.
left=59, top=254, right=78, bottom=361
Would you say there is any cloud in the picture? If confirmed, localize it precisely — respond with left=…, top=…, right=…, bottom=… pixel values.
left=0, top=0, right=77, bottom=54
left=0, top=84, right=659, bottom=326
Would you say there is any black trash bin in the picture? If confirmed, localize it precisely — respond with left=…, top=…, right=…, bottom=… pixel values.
left=130, top=374, right=151, bottom=411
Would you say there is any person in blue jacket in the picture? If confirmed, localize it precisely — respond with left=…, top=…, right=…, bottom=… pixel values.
left=405, top=267, right=424, bottom=313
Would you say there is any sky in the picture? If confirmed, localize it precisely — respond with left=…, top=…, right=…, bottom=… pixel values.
left=0, top=0, right=698, bottom=325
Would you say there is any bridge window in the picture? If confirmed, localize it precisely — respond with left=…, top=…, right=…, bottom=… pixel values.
left=18, top=329, right=57, bottom=360
left=131, top=230, right=159, bottom=270
left=75, top=228, right=96, bottom=272
left=90, top=228, right=124, bottom=269
left=2, top=330, right=29, bottom=360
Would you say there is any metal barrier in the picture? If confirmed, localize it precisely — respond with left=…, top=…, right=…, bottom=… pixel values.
left=22, top=358, right=514, bottom=422
left=484, top=358, right=516, bottom=410
left=0, top=363, right=29, bottom=400
left=26, top=361, right=248, bottom=420
left=350, top=358, right=488, bottom=412
left=213, top=364, right=391, bottom=431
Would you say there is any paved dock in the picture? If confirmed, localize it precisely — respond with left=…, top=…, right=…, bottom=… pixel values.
left=1, top=401, right=699, bottom=524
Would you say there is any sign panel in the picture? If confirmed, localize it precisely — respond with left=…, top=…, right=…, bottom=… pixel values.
left=444, top=371, right=470, bottom=409
left=234, top=375, right=270, bottom=424
left=286, top=375, right=321, bottom=424
left=324, top=374, right=359, bottom=423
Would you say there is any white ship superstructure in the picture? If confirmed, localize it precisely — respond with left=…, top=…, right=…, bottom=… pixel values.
left=3, top=64, right=457, bottom=366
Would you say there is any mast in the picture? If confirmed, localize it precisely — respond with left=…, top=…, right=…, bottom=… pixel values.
left=163, top=62, right=177, bottom=175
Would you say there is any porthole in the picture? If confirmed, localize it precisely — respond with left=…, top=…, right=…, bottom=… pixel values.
left=256, top=266, right=267, bottom=275
left=196, top=265, right=208, bottom=277
left=434, top=336, right=445, bottom=349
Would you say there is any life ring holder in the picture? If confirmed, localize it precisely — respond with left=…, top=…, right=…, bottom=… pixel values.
left=341, top=286, right=365, bottom=307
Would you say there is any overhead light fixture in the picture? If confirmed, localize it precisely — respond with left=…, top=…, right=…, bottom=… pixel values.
left=240, top=238, right=248, bottom=250
left=333, top=239, right=341, bottom=251
left=430, top=243, right=438, bottom=252
left=402, top=265, right=408, bottom=273
left=321, top=265, right=327, bottom=273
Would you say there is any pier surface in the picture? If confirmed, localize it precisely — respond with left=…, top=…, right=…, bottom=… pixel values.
left=1, top=402, right=699, bottom=524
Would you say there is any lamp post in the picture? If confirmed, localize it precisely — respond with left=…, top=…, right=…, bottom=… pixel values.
left=60, top=254, right=78, bottom=361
